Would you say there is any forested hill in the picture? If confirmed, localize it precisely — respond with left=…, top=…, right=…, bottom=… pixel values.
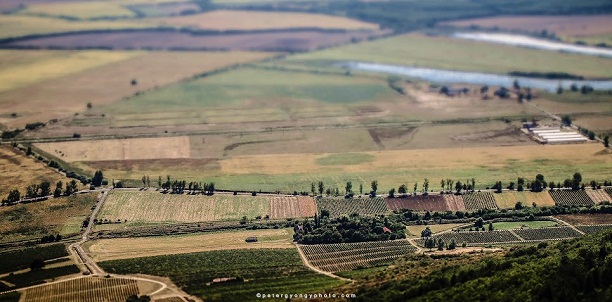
left=351, top=230, right=612, bottom=302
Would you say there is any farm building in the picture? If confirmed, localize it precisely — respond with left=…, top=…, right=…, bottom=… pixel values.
left=528, top=127, right=588, bottom=144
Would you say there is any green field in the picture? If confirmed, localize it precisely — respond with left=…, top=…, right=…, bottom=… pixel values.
left=492, top=221, right=559, bottom=230
left=99, top=249, right=345, bottom=301
left=0, top=244, right=68, bottom=274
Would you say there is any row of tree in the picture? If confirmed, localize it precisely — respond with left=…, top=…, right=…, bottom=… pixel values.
left=154, top=175, right=215, bottom=195
left=1, top=179, right=80, bottom=205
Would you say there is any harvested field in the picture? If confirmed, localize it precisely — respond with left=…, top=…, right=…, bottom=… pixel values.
left=86, top=228, right=294, bottom=261
left=442, top=194, right=466, bottom=212
left=556, top=214, right=612, bottom=225
left=35, top=136, right=191, bottom=162
left=385, top=195, right=447, bottom=212
left=441, top=15, right=612, bottom=37
left=462, top=192, right=497, bottom=211
left=3, top=30, right=388, bottom=52
left=406, top=223, right=466, bottom=237
left=19, top=276, right=138, bottom=302
left=586, top=189, right=611, bottom=204
left=1, top=51, right=272, bottom=127
left=0, top=145, right=71, bottom=198
left=0, top=193, right=96, bottom=243
left=21, top=1, right=135, bottom=20
left=269, top=196, right=316, bottom=219
left=97, top=191, right=270, bottom=224
left=493, top=191, right=556, bottom=209
left=148, top=10, right=379, bottom=31
left=549, top=190, right=595, bottom=207
left=316, top=197, right=388, bottom=218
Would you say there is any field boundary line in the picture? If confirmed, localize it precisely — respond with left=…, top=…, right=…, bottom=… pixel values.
left=507, top=229, right=525, bottom=241
left=294, top=243, right=353, bottom=283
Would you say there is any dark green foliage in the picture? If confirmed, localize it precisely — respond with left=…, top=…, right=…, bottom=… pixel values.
left=92, top=170, right=104, bottom=187
left=294, top=214, right=406, bottom=244
left=1, top=265, right=79, bottom=288
left=354, top=230, right=612, bottom=302
left=0, top=244, right=68, bottom=274
left=0, top=292, right=21, bottom=302
left=126, top=295, right=151, bottom=302
left=562, top=115, right=572, bottom=126
left=29, top=259, right=45, bottom=271
left=24, top=122, right=45, bottom=131
left=508, top=71, right=584, bottom=80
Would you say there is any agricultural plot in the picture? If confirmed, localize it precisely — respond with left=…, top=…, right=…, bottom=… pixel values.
left=1, top=265, right=80, bottom=289
left=19, top=277, right=139, bottom=302
left=0, top=244, right=68, bottom=274
left=606, top=188, right=612, bottom=199
left=299, top=240, right=417, bottom=272
left=316, top=197, right=388, bottom=218
left=513, top=226, right=582, bottom=241
left=419, top=230, right=522, bottom=246
left=269, top=196, right=316, bottom=219
left=99, top=249, right=344, bottom=302
left=576, top=224, right=612, bottom=235
left=549, top=190, right=595, bottom=207
left=491, top=221, right=558, bottom=230
left=442, top=194, right=466, bottom=212
left=586, top=189, right=611, bottom=204
left=98, top=191, right=270, bottom=225
left=385, top=195, right=447, bottom=212
left=406, top=224, right=466, bottom=238
left=493, top=191, right=556, bottom=209
left=20, top=2, right=136, bottom=20
left=462, top=192, right=498, bottom=211
left=556, top=214, right=612, bottom=225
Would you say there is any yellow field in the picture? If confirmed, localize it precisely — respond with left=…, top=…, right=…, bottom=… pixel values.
left=148, top=10, right=380, bottom=31
left=406, top=223, right=466, bottom=238
left=20, top=277, right=139, bottom=302
left=0, top=145, right=72, bottom=198
left=493, top=191, right=556, bottom=209
left=0, top=50, right=142, bottom=93
left=35, top=136, right=191, bottom=162
left=86, top=228, right=294, bottom=261
left=0, top=15, right=150, bottom=39
left=21, top=2, right=135, bottom=20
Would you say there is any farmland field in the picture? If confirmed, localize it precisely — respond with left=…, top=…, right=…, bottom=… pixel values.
left=549, top=190, right=595, bottom=207
left=99, top=249, right=345, bottom=302
left=19, top=277, right=139, bottom=302
left=493, top=191, right=556, bottom=209
left=585, top=189, right=611, bottom=204
left=420, top=230, right=522, bottom=246
left=406, top=223, right=467, bottom=238
left=86, top=228, right=295, bottom=261
left=462, top=192, right=498, bottom=211
left=556, top=214, right=612, bottom=225
left=0, top=244, right=68, bottom=274
left=20, top=1, right=136, bottom=20
left=269, top=196, right=316, bottom=219
left=0, top=193, right=97, bottom=243
left=491, top=221, right=559, bottom=230
left=1, top=264, right=80, bottom=289
left=513, top=226, right=582, bottom=241
left=299, top=240, right=417, bottom=272
left=385, top=195, right=448, bottom=212
left=575, top=224, right=612, bottom=235
left=97, top=191, right=270, bottom=225
left=442, top=194, right=466, bottom=212
left=316, top=197, right=388, bottom=218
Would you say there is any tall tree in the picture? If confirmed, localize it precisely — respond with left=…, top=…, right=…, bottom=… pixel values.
left=371, top=180, right=378, bottom=194
left=318, top=181, right=324, bottom=196
left=39, top=181, right=51, bottom=197
left=423, top=178, right=429, bottom=193
left=54, top=181, right=63, bottom=198
left=92, top=170, right=104, bottom=187
left=345, top=181, right=353, bottom=195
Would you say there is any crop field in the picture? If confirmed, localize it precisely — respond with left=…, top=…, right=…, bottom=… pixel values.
left=19, top=277, right=139, bottom=302
left=269, top=196, right=316, bottom=219
left=35, top=136, right=191, bottom=162
left=0, top=244, right=68, bottom=274
left=512, top=226, right=582, bottom=241
left=288, top=33, right=612, bottom=79
left=405, top=223, right=466, bottom=238
left=549, top=190, right=595, bottom=207
left=20, top=2, right=136, bottom=20
left=419, top=230, right=522, bottom=246
left=385, top=195, right=448, bottom=212
left=575, top=224, right=612, bottom=235
left=492, top=191, right=556, bottom=209
left=442, top=194, right=466, bottom=212
left=1, top=264, right=80, bottom=289
left=129, top=2, right=201, bottom=18
left=299, top=240, right=417, bottom=272
left=491, top=221, right=558, bottom=230
left=86, top=228, right=294, bottom=261
left=99, top=249, right=345, bottom=302
left=0, top=146, right=71, bottom=198
left=0, top=193, right=97, bottom=243
left=97, top=191, right=270, bottom=225
left=316, top=197, right=388, bottom=218
left=2, top=51, right=273, bottom=128
left=462, top=192, right=498, bottom=211
left=556, top=214, right=612, bottom=225
left=586, top=189, right=611, bottom=204
left=147, top=10, right=380, bottom=31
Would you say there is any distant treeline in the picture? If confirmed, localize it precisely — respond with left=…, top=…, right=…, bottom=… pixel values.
left=508, top=71, right=585, bottom=80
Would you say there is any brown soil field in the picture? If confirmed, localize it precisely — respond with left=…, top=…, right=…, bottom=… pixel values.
left=35, top=136, right=191, bottom=162
left=3, top=30, right=389, bottom=53
left=406, top=223, right=466, bottom=237
left=147, top=10, right=379, bottom=31
left=557, top=214, right=612, bottom=225
left=269, top=196, right=316, bottom=219
left=442, top=194, right=466, bottom=212
left=0, top=51, right=273, bottom=128
left=0, top=145, right=71, bottom=198
left=0, top=193, right=97, bottom=243
left=385, top=195, right=448, bottom=212
left=441, top=15, right=612, bottom=37
left=586, top=189, right=612, bottom=204
left=85, top=228, right=294, bottom=261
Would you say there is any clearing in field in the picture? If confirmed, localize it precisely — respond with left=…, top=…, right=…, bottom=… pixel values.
left=493, top=191, right=556, bottom=209
left=19, top=276, right=141, bottom=302
left=86, top=228, right=294, bottom=261
left=146, top=10, right=379, bottom=31
left=20, top=1, right=136, bottom=20
left=269, top=196, right=316, bottom=219
left=35, top=136, right=191, bottom=162
left=97, top=191, right=270, bottom=225
left=0, top=145, right=72, bottom=198
left=288, top=33, right=612, bottom=79
left=406, top=223, right=466, bottom=237
left=0, top=193, right=97, bottom=243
